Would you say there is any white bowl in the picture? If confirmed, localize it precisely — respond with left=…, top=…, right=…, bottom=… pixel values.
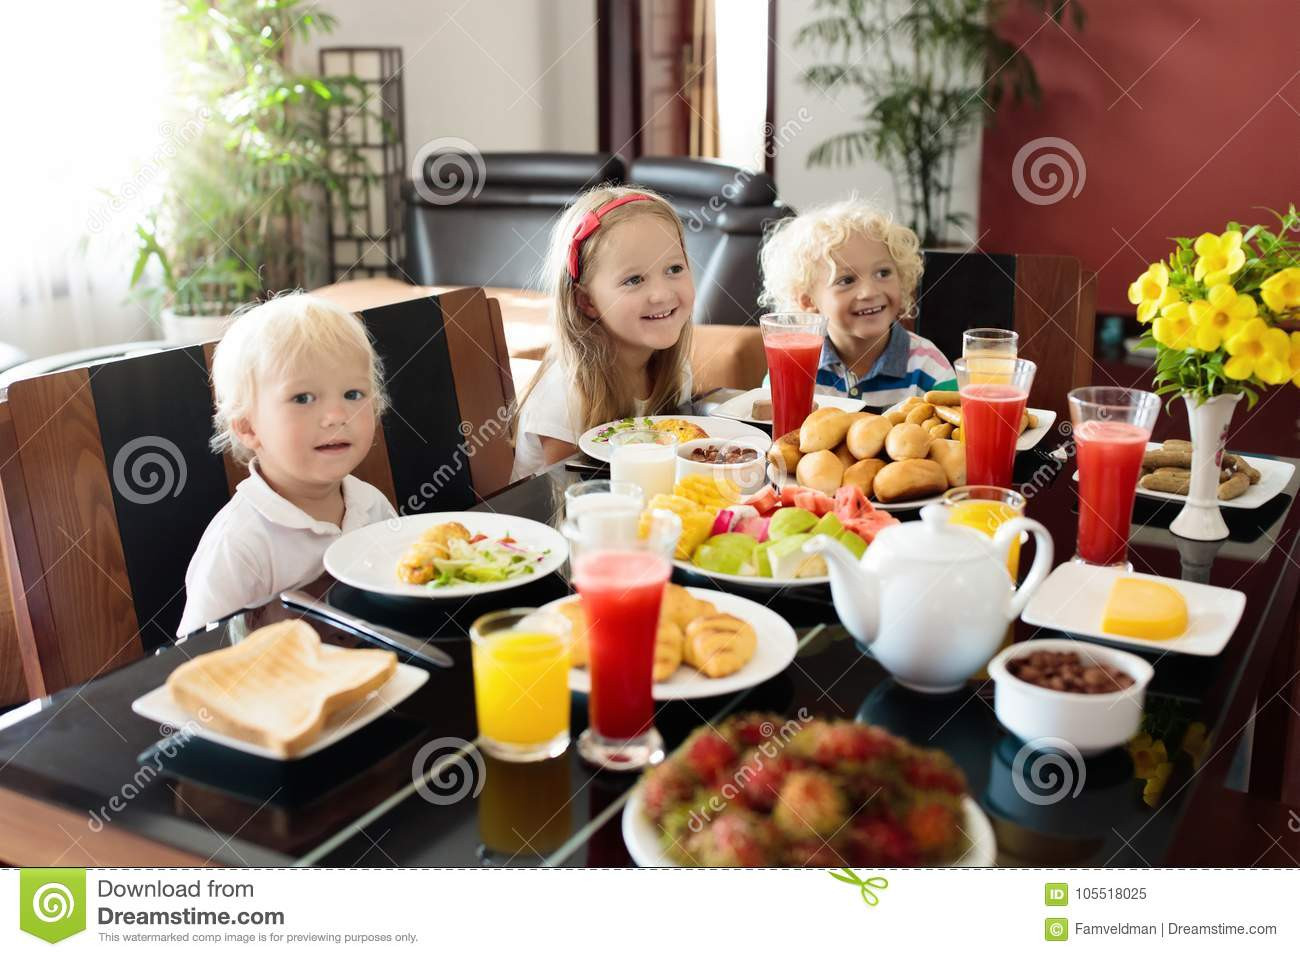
left=987, top=639, right=1153, bottom=756
left=674, top=437, right=771, bottom=495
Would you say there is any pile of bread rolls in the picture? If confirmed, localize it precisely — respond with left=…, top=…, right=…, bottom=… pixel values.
left=767, top=391, right=967, bottom=503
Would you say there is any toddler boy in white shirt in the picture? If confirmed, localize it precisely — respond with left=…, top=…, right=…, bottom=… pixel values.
left=177, top=294, right=397, bottom=636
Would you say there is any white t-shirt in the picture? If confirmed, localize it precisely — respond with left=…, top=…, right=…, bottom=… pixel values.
left=177, top=459, right=397, bottom=636
left=510, top=360, right=693, bottom=482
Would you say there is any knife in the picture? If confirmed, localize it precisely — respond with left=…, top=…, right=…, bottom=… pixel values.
left=280, top=590, right=454, bottom=669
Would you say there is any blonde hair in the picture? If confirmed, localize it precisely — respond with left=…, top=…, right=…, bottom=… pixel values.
left=513, top=185, right=694, bottom=437
left=209, top=292, right=389, bottom=463
left=759, top=197, right=924, bottom=315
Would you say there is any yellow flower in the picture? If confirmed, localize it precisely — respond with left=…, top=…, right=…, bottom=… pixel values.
left=1261, top=267, right=1300, bottom=314
left=1128, top=262, right=1169, bottom=305
left=1189, top=285, right=1256, bottom=351
left=1152, top=301, right=1194, bottom=350
left=1180, top=722, right=1210, bottom=769
left=1131, top=739, right=1168, bottom=779
left=1224, top=317, right=1291, bottom=382
left=1289, top=332, right=1300, bottom=388
left=1192, top=230, right=1245, bottom=286
left=1141, top=762, right=1174, bottom=808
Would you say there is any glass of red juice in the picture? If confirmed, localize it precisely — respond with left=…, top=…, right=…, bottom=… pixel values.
left=561, top=506, right=681, bottom=771
left=760, top=313, right=828, bottom=439
left=954, top=356, right=1037, bottom=487
left=1069, top=387, right=1160, bottom=567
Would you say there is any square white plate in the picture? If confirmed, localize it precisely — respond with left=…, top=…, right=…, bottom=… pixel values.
left=1020, top=563, right=1246, bottom=657
left=131, top=656, right=429, bottom=761
left=1070, top=445, right=1295, bottom=510
left=883, top=399, right=1056, bottom=451
left=711, top=388, right=866, bottom=426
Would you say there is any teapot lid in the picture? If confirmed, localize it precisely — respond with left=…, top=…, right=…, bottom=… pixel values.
left=879, top=504, right=996, bottom=563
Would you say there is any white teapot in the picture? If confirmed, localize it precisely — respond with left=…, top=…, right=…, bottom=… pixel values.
left=804, top=505, right=1053, bottom=694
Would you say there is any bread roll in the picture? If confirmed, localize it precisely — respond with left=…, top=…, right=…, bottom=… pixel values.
left=846, top=415, right=892, bottom=459
left=873, top=459, right=948, bottom=503
left=905, top=403, right=935, bottom=425
left=767, top=430, right=801, bottom=474
left=926, top=389, right=961, bottom=407
left=799, top=407, right=853, bottom=453
left=832, top=440, right=857, bottom=470
left=842, top=458, right=886, bottom=499
left=929, top=422, right=953, bottom=440
left=795, top=449, right=844, bottom=495
left=885, top=422, right=932, bottom=460
left=929, top=438, right=966, bottom=487
left=919, top=416, right=940, bottom=431
left=933, top=405, right=962, bottom=426
left=884, top=408, right=908, bottom=425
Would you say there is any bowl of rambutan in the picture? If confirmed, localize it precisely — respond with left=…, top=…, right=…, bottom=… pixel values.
left=623, top=712, right=995, bottom=867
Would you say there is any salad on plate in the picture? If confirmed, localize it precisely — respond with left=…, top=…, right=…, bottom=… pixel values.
left=396, top=522, right=553, bottom=588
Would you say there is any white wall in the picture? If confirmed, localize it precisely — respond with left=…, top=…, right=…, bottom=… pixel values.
left=771, top=0, right=982, bottom=239
left=299, top=0, right=599, bottom=156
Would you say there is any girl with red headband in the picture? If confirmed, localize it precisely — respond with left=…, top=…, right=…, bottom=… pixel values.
left=510, top=186, right=695, bottom=479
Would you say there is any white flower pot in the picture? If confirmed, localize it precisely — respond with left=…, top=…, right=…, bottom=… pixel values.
left=1169, top=392, right=1241, bottom=542
left=160, top=307, right=229, bottom=346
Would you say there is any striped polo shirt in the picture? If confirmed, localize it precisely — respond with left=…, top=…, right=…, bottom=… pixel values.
left=814, top=322, right=957, bottom=407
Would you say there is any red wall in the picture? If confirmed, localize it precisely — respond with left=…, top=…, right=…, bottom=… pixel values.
left=979, top=1, right=1300, bottom=315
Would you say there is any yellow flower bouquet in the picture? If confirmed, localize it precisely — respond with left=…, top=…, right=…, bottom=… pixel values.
left=1128, top=205, right=1298, bottom=541
left=1130, top=205, right=1300, bottom=404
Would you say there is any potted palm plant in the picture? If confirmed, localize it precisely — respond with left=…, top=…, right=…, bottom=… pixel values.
left=130, top=0, right=374, bottom=343
left=795, top=0, right=1084, bottom=245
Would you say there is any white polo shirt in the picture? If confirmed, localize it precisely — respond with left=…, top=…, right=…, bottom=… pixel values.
left=177, top=459, right=397, bottom=636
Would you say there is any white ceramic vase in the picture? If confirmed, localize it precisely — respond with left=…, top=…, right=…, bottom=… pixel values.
left=1169, top=392, right=1241, bottom=542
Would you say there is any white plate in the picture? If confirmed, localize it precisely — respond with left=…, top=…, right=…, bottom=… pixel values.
left=884, top=400, right=1056, bottom=451
left=672, top=559, right=829, bottom=589
left=131, top=658, right=429, bottom=761
left=623, top=789, right=995, bottom=867
left=553, top=587, right=798, bottom=700
left=1020, top=563, right=1246, bottom=657
left=1071, top=444, right=1294, bottom=510
left=712, top=388, right=866, bottom=426
left=578, top=415, right=770, bottom=464
left=323, top=512, right=567, bottom=599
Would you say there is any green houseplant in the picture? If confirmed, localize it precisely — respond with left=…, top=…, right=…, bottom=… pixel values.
left=796, top=0, right=1084, bottom=245
left=131, top=0, right=374, bottom=341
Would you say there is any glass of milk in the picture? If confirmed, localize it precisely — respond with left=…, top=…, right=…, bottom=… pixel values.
left=609, top=430, right=678, bottom=500
left=563, top=480, right=644, bottom=541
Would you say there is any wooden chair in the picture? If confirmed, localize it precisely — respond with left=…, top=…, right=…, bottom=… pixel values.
left=0, top=289, right=514, bottom=698
left=913, top=251, right=1097, bottom=422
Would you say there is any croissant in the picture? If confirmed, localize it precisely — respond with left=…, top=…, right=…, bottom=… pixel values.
left=684, top=614, right=757, bottom=678
left=653, top=621, right=685, bottom=682
left=396, top=541, right=447, bottom=584
left=661, top=584, right=716, bottom=628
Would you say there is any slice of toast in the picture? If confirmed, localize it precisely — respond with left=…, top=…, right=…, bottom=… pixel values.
left=166, top=620, right=397, bottom=757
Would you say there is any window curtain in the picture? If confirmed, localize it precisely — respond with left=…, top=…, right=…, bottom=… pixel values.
left=686, top=0, right=719, bottom=159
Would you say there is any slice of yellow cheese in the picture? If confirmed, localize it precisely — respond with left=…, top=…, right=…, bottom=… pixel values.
left=1102, top=577, right=1188, bottom=641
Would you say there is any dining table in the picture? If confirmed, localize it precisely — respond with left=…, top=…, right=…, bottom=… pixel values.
left=2, top=389, right=1299, bottom=869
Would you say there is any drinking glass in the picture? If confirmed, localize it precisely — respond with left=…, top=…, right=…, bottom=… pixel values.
left=955, top=356, right=1037, bottom=487
left=760, top=312, right=828, bottom=438
left=561, top=507, right=681, bottom=771
left=609, top=430, right=676, bottom=499
left=1069, top=387, right=1160, bottom=567
left=470, top=608, right=572, bottom=762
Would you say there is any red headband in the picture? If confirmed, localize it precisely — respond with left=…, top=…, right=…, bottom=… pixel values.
left=567, top=193, right=653, bottom=281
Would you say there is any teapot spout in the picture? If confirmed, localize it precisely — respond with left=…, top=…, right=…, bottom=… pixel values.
left=804, top=534, right=879, bottom=646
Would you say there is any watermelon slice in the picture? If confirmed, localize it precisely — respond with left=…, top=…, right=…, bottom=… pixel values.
left=833, top=485, right=870, bottom=521
left=780, top=485, right=802, bottom=509
left=744, top=485, right=781, bottom=516
left=735, top=514, right=771, bottom=542
left=841, top=511, right=899, bottom=544
left=791, top=488, right=835, bottom=517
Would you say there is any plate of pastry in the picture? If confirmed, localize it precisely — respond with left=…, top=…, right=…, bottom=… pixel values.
left=324, top=512, right=568, bottom=599
left=578, top=415, right=770, bottom=464
left=545, top=584, right=798, bottom=700
left=882, top=392, right=1056, bottom=451
left=1069, top=439, right=1295, bottom=510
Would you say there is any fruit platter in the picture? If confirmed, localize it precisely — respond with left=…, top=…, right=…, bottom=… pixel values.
left=622, top=712, right=995, bottom=867
left=646, top=474, right=899, bottom=587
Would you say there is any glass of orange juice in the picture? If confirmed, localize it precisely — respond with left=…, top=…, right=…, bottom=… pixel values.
left=944, top=485, right=1026, bottom=678
left=470, top=608, right=571, bottom=762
